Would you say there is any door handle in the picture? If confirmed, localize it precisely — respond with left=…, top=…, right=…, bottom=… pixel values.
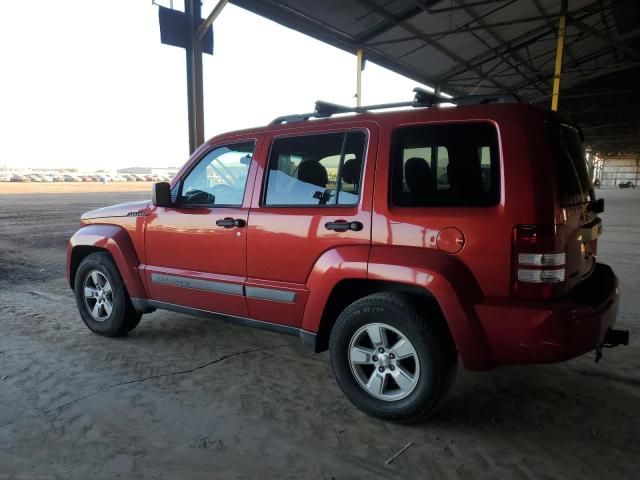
left=325, top=220, right=363, bottom=232
left=216, top=218, right=246, bottom=228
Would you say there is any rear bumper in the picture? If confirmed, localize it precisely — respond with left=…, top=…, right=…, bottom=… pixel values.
left=476, top=263, right=620, bottom=366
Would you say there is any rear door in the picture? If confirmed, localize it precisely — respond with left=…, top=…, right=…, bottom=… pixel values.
left=245, top=124, right=377, bottom=327
left=549, top=122, right=599, bottom=291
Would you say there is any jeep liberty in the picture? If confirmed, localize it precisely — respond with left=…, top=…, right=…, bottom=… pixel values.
left=68, top=90, right=628, bottom=422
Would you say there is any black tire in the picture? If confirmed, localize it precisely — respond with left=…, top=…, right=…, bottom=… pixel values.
left=74, top=252, right=142, bottom=337
left=329, top=293, right=457, bottom=424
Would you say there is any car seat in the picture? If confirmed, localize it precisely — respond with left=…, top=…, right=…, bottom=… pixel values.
left=298, top=160, right=328, bottom=188
left=404, top=157, right=434, bottom=204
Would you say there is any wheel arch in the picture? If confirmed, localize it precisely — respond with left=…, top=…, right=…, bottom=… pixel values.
left=302, top=245, right=495, bottom=370
left=67, top=224, right=148, bottom=300
left=313, top=279, right=453, bottom=353
left=69, top=245, right=105, bottom=288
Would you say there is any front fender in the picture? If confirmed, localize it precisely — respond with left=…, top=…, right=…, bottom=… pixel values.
left=368, top=246, right=493, bottom=370
left=67, top=225, right=148, bottom=300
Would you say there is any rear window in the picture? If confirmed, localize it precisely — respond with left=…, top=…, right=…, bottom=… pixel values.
left=550, top=124, right=591, bottom=206
left=391, top=123, right=500, bottom=207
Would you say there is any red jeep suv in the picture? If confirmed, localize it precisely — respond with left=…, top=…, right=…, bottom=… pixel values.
left=67, top=91, right=627, bottom=423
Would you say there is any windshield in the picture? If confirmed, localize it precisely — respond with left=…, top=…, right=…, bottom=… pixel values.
left=550, top=123, right=591, bottom=206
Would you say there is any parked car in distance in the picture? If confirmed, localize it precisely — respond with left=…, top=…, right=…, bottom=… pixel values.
left=0, top=174, right=12, bottom=182
left=67, top=91, right=628, bottom=423
left=619, top=181, right=635, bottom=189
left=11, top=174, right=30, bottom=182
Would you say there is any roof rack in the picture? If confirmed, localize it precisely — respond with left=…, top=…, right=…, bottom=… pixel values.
left=269, top=88, right=519, bottom=125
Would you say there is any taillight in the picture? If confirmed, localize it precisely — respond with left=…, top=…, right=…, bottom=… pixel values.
left=512, top=225, right=565, bottom=300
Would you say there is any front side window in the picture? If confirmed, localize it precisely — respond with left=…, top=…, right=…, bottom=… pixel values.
left=391, top=123, right=500, bottom=207
left=264, top=131, right=366, bottom=206
left=179, top=141, right=254, bottom=207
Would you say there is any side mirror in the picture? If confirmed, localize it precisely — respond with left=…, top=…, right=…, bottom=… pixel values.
left=152, top=182, right=172, bottom=207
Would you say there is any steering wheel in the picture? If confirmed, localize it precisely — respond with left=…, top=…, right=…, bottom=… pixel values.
left=183, top=189, right=214, bottom=205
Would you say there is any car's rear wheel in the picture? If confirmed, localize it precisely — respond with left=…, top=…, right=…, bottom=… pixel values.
left=329, top=293, right=457, bottom=423
left=74, top=252, right=142, bottom=336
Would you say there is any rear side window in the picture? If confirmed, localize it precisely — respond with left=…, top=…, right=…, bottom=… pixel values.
left=264, top=131, right=366, bottom=206
left=391, top=123, right=500, bottom=207
left=550, top=124, right=591, bottom=206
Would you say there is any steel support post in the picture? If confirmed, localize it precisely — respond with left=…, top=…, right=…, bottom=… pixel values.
left=551, top=10, right=567, bottom=111
left=356, top=48, right=363, bottom=107
left=185, top=0, right=228, bottom=153
left=185, top=0, right=203, bottom=154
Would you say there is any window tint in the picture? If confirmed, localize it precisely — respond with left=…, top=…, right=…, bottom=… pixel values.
left=264, top=131, right=366, bottom=206
left=391, top=123, right=500, bottom=207
left=550, top=124, right=591, bottom=206
left=179, top=142, right=254, bottom=207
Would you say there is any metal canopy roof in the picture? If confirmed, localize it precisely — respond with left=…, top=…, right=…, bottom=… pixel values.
left=230, top=0, right=640, bottom=155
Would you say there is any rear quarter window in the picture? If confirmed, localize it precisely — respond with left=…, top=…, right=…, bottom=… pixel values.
left=391, top=123, right=500, bottom=207
left=550, top=124, right=591, bottom=206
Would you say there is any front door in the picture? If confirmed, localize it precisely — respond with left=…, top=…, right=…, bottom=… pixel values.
left=143, top=139, right=259, bottom=317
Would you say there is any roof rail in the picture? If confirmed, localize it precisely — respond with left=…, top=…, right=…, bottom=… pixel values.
left=453, top=94, right=520, bottom=105
left=269, top=88, right=519, bottom=125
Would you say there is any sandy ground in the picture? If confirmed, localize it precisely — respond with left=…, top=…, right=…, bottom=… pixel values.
left=0, top=186, right=638, bottom=479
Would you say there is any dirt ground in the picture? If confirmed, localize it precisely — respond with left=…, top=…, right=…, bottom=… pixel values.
left=0, top=184, right=638, bottom=479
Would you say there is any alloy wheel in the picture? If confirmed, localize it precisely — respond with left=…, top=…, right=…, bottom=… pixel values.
left=83, top=270, right=113, bottom=322
left=348, top=322, right=421, bottom=401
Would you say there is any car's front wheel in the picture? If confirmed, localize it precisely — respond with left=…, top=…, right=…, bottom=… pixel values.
left=74, top=252, right=141, bottom=336
left=329, top=293, right=457, bottom=423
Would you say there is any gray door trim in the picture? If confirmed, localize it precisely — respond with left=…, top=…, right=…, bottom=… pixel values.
left=245, top=286, right=296, bottom=303
left=150, top=273, right=297, bottom=303
left=151, top=273, right=244, bottom=296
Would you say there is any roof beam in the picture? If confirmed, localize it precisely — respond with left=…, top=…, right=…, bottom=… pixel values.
left=568, top=15, right=640, bottom=61
left=355, top=1, right=444, bottom=44
left=366, top=12, right=572, bottom=42
left=352, top=0, right=516, bottom=94
left=450, top=0, right=548, bottom=96
left=489, top=27, right=606, bottom=84
left=230, top=0, right=465, bottom=94
left=515, top=45, right=626, bottom=96
left=231, top=0, right=358, bottom=50
left=434, top=0, right=604, bottom=84
left=530, top=0, right=580, bottom=67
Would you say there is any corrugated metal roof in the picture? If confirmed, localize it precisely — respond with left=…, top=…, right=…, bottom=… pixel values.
left=230, top=0, right=640, bottom=155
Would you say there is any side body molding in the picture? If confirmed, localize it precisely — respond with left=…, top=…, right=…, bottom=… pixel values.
left=67, top=224, right=148, bottom=300
left=367, top=246, right=494, bottom=371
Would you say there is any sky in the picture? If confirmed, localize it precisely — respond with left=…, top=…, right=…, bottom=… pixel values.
left=0, top=0, right=436, bottom=171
